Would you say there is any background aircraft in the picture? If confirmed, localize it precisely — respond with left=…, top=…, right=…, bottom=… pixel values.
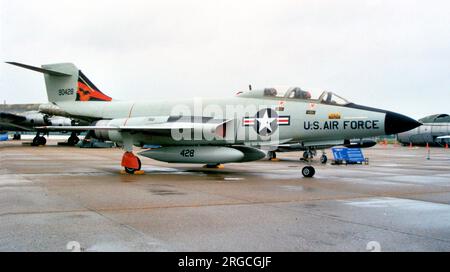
left=397, top=114, right=450, bottom=146
left=7, top=62, right=421, bottom=177
left=0, top=103, right=85, bottom=145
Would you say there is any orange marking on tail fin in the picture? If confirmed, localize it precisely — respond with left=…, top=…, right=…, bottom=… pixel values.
left=76, top=82, right=112, bottom=101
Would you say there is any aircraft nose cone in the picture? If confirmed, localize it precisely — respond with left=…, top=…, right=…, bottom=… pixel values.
left=385, top=111, right=422, bottom=135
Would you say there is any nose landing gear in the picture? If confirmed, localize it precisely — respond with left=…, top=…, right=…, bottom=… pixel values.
left=300, top=148, right=324, bottom=178
left=302, top=149, right=317, bottom=161
left=301, top=166, right=315, bottom=178
left=320, top=154, right=328, bottom=164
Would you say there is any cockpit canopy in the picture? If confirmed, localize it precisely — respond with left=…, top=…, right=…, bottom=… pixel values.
left=236, top=86, right=350, bottom=105
left=418, top=114, right=450, bottom=123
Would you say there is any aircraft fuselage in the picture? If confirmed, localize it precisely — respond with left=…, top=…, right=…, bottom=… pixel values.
left=55, top=97, right=391, bottom=147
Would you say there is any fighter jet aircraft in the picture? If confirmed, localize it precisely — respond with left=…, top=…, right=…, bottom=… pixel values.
left=397, top=114, right=450, bottom=146
left=7, top=62, right=421, bottom=177
left=0, top=103, right=83, bottom=145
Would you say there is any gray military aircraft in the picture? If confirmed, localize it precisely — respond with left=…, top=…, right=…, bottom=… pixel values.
left=0, top=103, right=83, bottom=145
left=7, top=62, right=421, bottom=177
left=397, top=114, right=450, bottom=146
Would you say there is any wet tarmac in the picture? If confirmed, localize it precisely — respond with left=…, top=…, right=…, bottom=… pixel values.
left=0, top=140, right=449, bottom=251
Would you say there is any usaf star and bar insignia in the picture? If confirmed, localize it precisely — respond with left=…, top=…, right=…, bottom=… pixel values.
left=243, top=108, right=290, bottom=136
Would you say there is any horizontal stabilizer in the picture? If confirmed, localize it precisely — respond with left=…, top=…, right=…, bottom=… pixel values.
left=6, top=62, right=71, bottom=76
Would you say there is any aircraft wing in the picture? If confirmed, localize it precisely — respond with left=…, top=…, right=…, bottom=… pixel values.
left=38, top=126, right=120, bottom=131
left=37, top=119, right=231, bottom=137
left=38, top=123, right=220, bottom=131
left=0, top=112, right=27, bottom=123
left=0, top=112, right=32, bottom=131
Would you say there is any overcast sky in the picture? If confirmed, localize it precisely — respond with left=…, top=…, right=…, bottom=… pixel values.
left=1, top=0, right=449, bottom=119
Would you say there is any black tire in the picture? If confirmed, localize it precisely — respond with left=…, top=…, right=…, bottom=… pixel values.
left=320, top=155, right=327, bottom=164
left=32, top=137, right=39, bottom=146
left=39, top=136, right=47, bottom=146
left=137, top=157, right=142, bottom=170
left=302, top=166, right=315, bottom=178
left=302, top=151, right=309, bottom=160
left=67, top=137, right=74, bottom=146
left=32, top=136, right=46, bottom=146
left=68, top=136, right=80, bottom=146
left=268, top=151, right=276, bottom=160
left=124, top=167, right=136, bottom=174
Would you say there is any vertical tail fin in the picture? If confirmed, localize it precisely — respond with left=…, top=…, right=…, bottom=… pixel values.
left=76, top=70, right=112, bottom=101
left=6, top=62, right=112, bottom=103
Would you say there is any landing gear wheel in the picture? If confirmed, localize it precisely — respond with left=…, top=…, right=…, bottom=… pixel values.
left=39, top=136, right=47, bottom=146
left=67, top=135, right=80, bottom=146
left=13, top=133, right=21, bottom=140
left=204, top=163, right=224, bottom=169
left=268, top=151, right=277, bottom=160
left=32, top=136, right=46, bottom=146
left=302, top=166, right=315, bottom=178
left=320, top=154, right=328, bottom=164
left=123, top=157, right=141, bottom=174
left=302, top=151, right=309, bottom=160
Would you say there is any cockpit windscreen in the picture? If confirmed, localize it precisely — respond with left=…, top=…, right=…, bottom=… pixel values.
left=237, top=86, right=350, bottom=105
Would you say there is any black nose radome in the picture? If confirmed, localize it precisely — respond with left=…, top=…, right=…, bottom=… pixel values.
left=385, top=111, right=422, bottom=135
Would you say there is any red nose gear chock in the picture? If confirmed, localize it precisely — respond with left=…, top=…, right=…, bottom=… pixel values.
left=121, top=152, right=139, bottom=169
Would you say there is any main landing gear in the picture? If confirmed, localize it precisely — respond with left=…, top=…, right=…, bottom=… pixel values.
left=120, top=135, right=144, bottom=175
left=121, top=151, right=142, bottom=174
left=67, top=132, right=80, bottom=146
left=12, top=133, right=21, bottom=140
left=267, top=151, right=280, bottom=161
left=32, top=132, right=47, bottom=146
left=204, top=163, right=225, bottom=169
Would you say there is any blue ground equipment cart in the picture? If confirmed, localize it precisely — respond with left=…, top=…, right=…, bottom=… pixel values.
left=0, top=133, right=8, bottom=141
left=331, top=147, right=369, bottom=165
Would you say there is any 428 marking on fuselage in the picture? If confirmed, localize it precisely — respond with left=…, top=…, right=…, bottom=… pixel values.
left=304, top=120, right=380, bottom=130
left=180, top=149, right=195, bottom=157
